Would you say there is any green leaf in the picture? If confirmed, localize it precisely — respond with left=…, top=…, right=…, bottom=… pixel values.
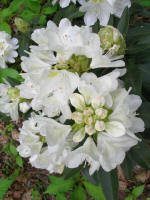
left=121, top=153, right=136, bottom=179
left=25, top=0, right=41, bottom=13
left=18, top=33, right=31, bottom=57
left=125, top=194, right=133, bottom=200
left=0, top=112, right=11, bottom=122
left=20, top=9, right=38, bottom=22
left=63, top=166, right=83, bottom=179
left=139, top=101, right=150, bottom=128
left=0, top=169, right=19, bottom=199
left=38, top=15, right=47, bottom=25
left=139, top=0, right=150, bottom=6
left=16, top=156, right=23, bottom=168
left=81, top=166, right=99, bottom=185
left=0, top=178, right=14, bottom=199
left=56, top=193, right=67, bottom=200
left=0, top=68, right=23, bottom=83
left=71, top=185, right=86, bottom=200
left=44, top=176, right=74, bottom=195
left=132, top=185, right=145, bottom=198
left=97, top=168, right=119, bottom=200
left=83, top=181, right=105, bottom=200
left=123, top=59, right=142, bottom=95
left=42, top=5, right=57, bottom=15
left=0, top=21, right=11, bottom=34
left=117, top=7, right=129, bottom=36
left=9, top=143, right=18, bottom=156
left=129, top=142, right=150, bottom=169
left=53, top=5, right=84, bottom=23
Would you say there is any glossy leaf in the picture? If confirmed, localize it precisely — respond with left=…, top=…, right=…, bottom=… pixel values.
left=117, top=7, right=129, bottom=36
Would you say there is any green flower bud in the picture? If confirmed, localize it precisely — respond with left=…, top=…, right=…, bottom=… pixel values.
left=7, top=88, right=20, bottom=100
left=14, top=17, right=30, bottom=33
left=98, top=25, right=126, bottom=56
left=67, top=54, right=91, bottom=75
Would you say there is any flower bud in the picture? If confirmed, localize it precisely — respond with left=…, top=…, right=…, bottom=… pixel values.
left=95, top=108, right=108, bottom=119
left=7, top=87, right=20, bottom=100
left=95, top=120, right=105, bottom=132
left=98, top=25, right=126, bottom=56
left=14, top=17, right=30, bottom=33
left=91, top=96, right=105, bottom=109
left=85, top=125, right=96, bottom=135
left=73, top=128, right=85, bottom=143
left=84, top=116, right=93, bottom=125
left=72, top=112, right=83, bottom=124
left=70, top=93, right=85, bottom=111
left=19, top=102, right=31, bottom=113
left=83, top=107, right=94, bottom=116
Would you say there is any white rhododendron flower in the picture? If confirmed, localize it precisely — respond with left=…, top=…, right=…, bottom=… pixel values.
left=0, top=31, right=18, bottom=68
left=79, top=0, right=131, bottom=26
left=21, top=18, right=124, bottom=74
left=0, top=83, right=20, bottom=121
left=17, top=114, right=72, bottom=173
left=66, top=69, right=144, bottom=174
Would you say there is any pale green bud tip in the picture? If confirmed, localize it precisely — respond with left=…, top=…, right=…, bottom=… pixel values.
left=14, top=18, right=30, bottom=33
left=98, top=25, right=126, bottom=56
left=7, top=88, right=20, bottom=100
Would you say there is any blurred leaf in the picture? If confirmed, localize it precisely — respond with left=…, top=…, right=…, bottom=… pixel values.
left=25, top=0, right=41, bottom=13
left=42, top=5, right=57, bottom=15
left=0, top=178, right=14, bottom=199
left=20, top=9, right=38, bottom=22
left=81, top=166, right=99, bottom=185
left=139, top=0, right=150, bottom=6
left=129, top=142, right=150, bottom=169
left=38, top=15, right=47, bottom=25
left=18, top=33, right=31, bottom=56
left=97, top=168, right=119, bottom=200
left=0, top=21, right=11, bottom=34
left=132, top=185, right=145, bottom=198
left=0, top=112, right=11, bottom=122
left=121, top=153, right=136, bottom=179
left=63, top=166, right=83, bottom=179
left=9, top=143, right=18, bottom=156
left=0, top=68, right=23, bottom=83
left=16, top=156, right=23, bottom=168
left=123, top=59, right=142, bottom=95
left=117, top=7, right=129, bottom=36
left=83, top=181, right=105, bottom=200
left=71, top=185, right=86, bottom=200
left=53, top=5, right=84, bottom=23
left=45, top=176, right=74, bottom=195
left=139, top=101, right=150, bottom=128
left=56, top=194, right=67, bottom=200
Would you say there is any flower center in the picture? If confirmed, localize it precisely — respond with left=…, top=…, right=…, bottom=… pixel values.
left=52, top=54, right=91, bottom=75
left=71, top=94, right=112, bottom=141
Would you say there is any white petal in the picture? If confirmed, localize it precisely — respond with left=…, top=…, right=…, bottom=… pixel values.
left=70, top=93, right=85, bottom=110
left=105, top=121, right=126, bottom=137
left=73, top=128, right=85, bottom=143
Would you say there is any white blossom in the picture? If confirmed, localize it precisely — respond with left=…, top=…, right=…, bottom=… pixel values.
left=79, top=0, right=131, bottom=26
left=0, top=31, right=18, bottom=68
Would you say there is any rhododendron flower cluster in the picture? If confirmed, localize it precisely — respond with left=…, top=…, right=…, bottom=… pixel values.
left=0, top=16, right=145, bottom=175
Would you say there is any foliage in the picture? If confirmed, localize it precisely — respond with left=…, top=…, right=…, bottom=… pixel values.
left=125, top=185, right=145, bottom=200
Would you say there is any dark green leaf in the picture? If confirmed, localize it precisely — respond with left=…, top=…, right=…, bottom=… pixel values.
left=83, top=181, right=105, bottom=200
left=117, top=7, right=129, bottom=36
left=123, top=59, right=142, bottom=95
left=139, top=0, right=150, bottom=6
left=139, top=101, right=150, bottom=128
left=71, top=185, right=86, bottom=200
left=81, top=166, right=99, bottom=185
left=0, top=112, right=11, bottom=122
left=97, top=168, right=119, bottom=200
left=129, top=142, right=150, bottom=169
left=18, top=33, right=31, bottom=56
left=0, top=178, right=14, bottom=199
left=63, top=166, right=83, bottom=179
